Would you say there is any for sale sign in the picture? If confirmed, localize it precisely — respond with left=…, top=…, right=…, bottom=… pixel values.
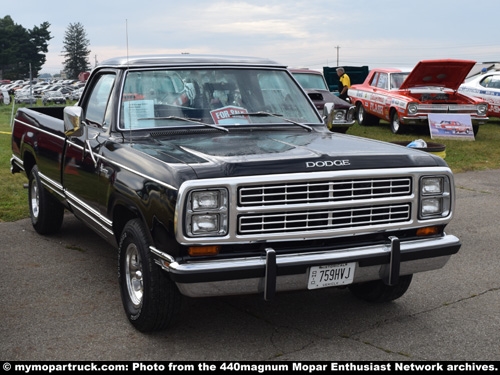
left=210, top=106, right=249, bottom=125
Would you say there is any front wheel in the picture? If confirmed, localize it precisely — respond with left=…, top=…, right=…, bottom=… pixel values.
left=348, top=275, right=413, bottom=302
left=390, top=111, right=402, bottom=134
left=118, top=219, right=181, bottom=332
left=28, top=165, right=64, bottom=234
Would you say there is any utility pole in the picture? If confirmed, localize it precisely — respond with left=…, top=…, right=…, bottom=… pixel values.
left=335, top=46, right=340, bottom=66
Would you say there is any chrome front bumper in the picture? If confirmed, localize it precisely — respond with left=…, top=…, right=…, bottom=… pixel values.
left=151, top=234, right=461, bottom=299
left=401, top=115, right=489, bottom=126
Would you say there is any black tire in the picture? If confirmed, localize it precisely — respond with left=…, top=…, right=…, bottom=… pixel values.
left=348, top=274, right=413, bottom=303
left=118, top=219, right=181, bottom=332
left=28, top=165, right=64, bottom=235
left=390, top=111, right=402, bottom=134
left=356, top=103, right=379, bottom=126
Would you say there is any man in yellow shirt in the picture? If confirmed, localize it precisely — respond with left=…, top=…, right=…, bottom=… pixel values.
left=336, top=67, right=351, bottom=101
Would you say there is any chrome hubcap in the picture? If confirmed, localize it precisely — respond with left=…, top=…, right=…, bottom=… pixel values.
left=358, top=107, right=364, bottom=123
left=393, top=115, right=400, bottom=132
left=125, top=244, right=143, bottom=307
left=30, top=180, right=40, bottom=219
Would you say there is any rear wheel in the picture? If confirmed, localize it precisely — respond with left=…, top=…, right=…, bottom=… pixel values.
left=348, top=275, right=413, bottom=302
left=356, top=103, right=379, bottom=126
left=118, top=219, right=181, bottom=332
left=28, top=165, right=64, bottom=234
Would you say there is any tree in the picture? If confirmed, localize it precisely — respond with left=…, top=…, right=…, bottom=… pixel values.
left=61, top=22, right=91, bottom=80
left=0, top=16, right=52, bottom=80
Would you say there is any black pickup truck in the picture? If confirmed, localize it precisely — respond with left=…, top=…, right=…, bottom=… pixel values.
left=11, top=55, right=461, bottom=332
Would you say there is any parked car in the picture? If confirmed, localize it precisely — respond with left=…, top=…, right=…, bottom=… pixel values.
left=458, top=71, right=500, bottom=118
left=42, top=90, right=67, bottom=105
left=1, top=89, right=11, bottom=105
left=11, top=54, right=462, bottom=332
left=69, top=87, right=84, bottom=101
left=348, top=59, right=489, bottom=135
left=58, top=86, right=75, bottom=99
left=290, top=68, right=355, bottom=133
left=15, top=93, right=37, bottom=105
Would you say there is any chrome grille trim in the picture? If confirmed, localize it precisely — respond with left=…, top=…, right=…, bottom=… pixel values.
left=175, top=167, right=456, bottom=245
left=416, top=104, right=478, bottom=114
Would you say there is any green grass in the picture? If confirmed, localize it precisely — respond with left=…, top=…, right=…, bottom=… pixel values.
left=0, top=102, right=30, bottom=222
left=1, top=101, right=499, bottom=222
left=348, top=117, right=500, bottom=173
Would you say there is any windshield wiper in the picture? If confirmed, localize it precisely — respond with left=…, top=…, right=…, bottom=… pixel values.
left=230, top=111, right=312, bottom=131
left=138, top=116, right=229, bottom=133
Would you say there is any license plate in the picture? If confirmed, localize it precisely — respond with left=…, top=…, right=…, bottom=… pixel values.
left=307, top=263, right=355, bottom=289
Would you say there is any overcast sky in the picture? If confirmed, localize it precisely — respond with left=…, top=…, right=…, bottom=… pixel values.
left=3, top=0, right=499, bottom=75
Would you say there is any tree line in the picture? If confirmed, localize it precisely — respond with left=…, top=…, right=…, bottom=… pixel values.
left=0, top=16, right=91, bottom=80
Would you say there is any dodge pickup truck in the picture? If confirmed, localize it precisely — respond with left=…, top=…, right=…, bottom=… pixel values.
left=11, top=55, right=461, bottom=332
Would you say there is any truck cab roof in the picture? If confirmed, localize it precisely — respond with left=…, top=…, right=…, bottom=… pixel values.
left=98, top=54, right=285, bottom=69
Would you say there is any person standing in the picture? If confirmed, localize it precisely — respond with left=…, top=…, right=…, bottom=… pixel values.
left=336, top=67, right=351, bottom=101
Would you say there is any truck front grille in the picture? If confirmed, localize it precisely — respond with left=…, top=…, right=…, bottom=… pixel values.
left=237, top=177, right=412, bottom=235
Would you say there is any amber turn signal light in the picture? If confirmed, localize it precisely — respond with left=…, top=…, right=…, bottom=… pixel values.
left=188, top=246, right=220, bottom=256
left=416, top=226, right=440, bottom=236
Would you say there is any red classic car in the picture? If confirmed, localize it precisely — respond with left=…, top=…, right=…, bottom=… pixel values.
left=348, top=59, right=489, bottom=135
left=434, top=120, right=471, bottom=134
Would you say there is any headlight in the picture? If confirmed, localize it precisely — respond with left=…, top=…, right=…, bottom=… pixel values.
left=421, top=197, right=443, bottom=215
left=477, top=103, right=488, bottom=115
left=407, top=103, right=418, bottom=114
left=192, top=190, right=221, bottom=210
left=333, top=109, right=346, bottom=121
left=419, top=176, right=451, bottom=219
left=186, top=188, right=228, bottom=236
left=421, top=177, right=443, bottom=194
left=347, top=106, right=356, bottom=121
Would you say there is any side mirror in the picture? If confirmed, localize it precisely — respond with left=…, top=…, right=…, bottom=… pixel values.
left=323, top=103, right=335, bottom=130
left=64, top=106, right=84, bottom=137
left=323, top=102, right=356, bottom=134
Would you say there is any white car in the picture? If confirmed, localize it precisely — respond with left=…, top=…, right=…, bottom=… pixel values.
left=459, top=71, right=500, bottom=118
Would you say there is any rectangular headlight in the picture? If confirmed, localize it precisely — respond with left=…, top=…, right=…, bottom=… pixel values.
left=421, top=177, right=443, bottom=195
left=419, top=176, right=450, bottom=219
left=192, top=214, right=220, bottom=234
left=421, top=198, right=442, bottom=216
left=186, top=188, right=228, bottom=237
left=192, top=190, right=221, bottom=210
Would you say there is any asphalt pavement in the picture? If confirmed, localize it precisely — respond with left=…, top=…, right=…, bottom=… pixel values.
left=1, top=169, right=499, bottom=362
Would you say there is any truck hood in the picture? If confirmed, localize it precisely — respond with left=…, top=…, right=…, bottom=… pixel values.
left=132, top=130, right=446, bottom=179
left=399, top=59, right=475, bottom=90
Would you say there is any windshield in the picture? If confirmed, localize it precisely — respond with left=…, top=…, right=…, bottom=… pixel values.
left=292, top=72, right=329, bottom=91
left=119, top=68, right=321, bottom=130
left=390, top=73, right=410, bottom=89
